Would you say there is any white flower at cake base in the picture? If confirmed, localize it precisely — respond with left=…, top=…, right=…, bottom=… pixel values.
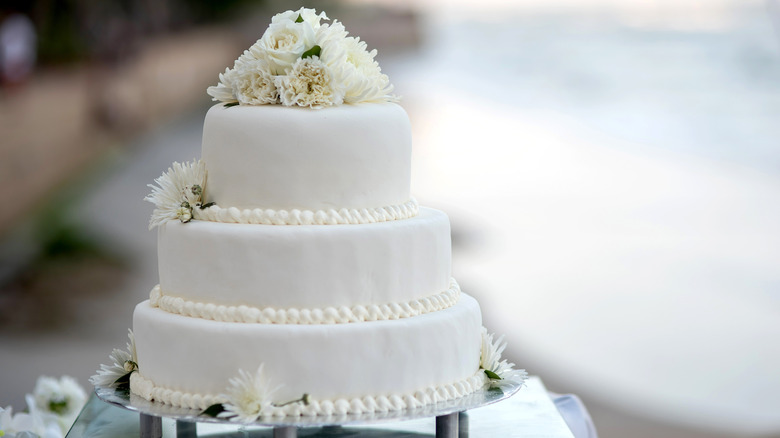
left=218, top=365, right=280, bottom=423
left=480, top=327, right=528, bottom=384
left=276, top=56, right=342, bottom=108
left=90, top=329, right=138, bottom=389
left=145, top=159, right=208, bottom=229
left=28, top=376, right=87, bottom=435
left=0, top=404, right=63, bottom=438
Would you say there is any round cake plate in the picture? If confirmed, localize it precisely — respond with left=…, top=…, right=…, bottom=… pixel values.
left=95, top=379, right=524, bottom=437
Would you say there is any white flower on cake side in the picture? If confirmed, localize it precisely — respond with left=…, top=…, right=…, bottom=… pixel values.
left=90, top=329, right=138, bottom=390
left=206, top=7, right=397, bottom=108
left=201, top=365, right=309, bottom=422
left=480, top=327, right=528, bottom=385
left=217, top=365, right=279, bottom=422
left=144, top=159, right=210, bottom=229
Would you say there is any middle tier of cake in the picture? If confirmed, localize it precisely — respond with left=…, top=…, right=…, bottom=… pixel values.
left=157, top=208, right=452, bottom=312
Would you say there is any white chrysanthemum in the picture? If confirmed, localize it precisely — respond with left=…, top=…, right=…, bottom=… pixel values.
left=276, top=57, right=342, bottom=108
left=316, top=21, right=396, bottom=104
left=219, top=365, right=280, bottom=423
left=144, top=159, right=207, bottom=229
left=90, top=329, right=138, bottom=388
left=206, top=67, right=237, bottom=103
left=233, top=58, right=278, bottom=105
left=480, top=327, right=527, bottom=382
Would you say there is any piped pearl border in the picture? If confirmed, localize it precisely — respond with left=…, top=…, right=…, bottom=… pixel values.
left=194, top=198, right=419, bottom=225
left=129, top=370, right=488, bottom=414
left=150, top=279, right=461, bottom=325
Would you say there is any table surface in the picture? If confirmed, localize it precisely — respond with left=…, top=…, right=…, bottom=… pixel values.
left=66, top=376, right=575, bottom=437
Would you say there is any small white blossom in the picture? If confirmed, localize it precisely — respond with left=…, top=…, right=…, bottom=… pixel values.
left=480, top=327, right=527, bottom=383
left=219, top=365, right=280, bottom=423
left=90, top=329, right=137, bottom=388
left=145, top=159, right=207, bottom=229
left=175, top=207, right=192, bottom=223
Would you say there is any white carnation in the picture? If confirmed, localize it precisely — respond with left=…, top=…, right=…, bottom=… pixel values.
left=276, top=57, right=342, bottom=108
left=233, top=59, right=278, bottom=105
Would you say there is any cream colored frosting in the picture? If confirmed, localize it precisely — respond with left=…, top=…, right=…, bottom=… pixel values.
left=150, top=278, right=460, bottom=324
left=130, top=369, right=487, bottom=414
left=158, top=208, right=452, bottom=310
left=201, top=103, right=411, bottom=212
left=195, top=198, right=419, bottom=225
left=132, top=294, right=483, bottom=405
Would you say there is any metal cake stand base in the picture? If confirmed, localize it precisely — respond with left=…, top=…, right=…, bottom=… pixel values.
left=96, top=380, right=523, bottom=438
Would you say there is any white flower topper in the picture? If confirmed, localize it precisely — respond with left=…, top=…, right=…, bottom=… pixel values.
left=207, top=7, right=397, bottom=108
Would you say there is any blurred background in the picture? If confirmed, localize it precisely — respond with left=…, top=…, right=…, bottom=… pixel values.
left=1, top=0, right=779, bottom=437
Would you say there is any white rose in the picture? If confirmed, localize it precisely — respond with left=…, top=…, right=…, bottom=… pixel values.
left=258, top=19, right=318, bottom=75
left=272, top=7, right=328, bottom=28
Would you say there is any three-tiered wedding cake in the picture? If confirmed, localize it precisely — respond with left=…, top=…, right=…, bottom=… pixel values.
left=92, top=8, right=522, bottom=419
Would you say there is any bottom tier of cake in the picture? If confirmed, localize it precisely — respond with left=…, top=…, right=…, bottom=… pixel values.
left=130, top=294, right=485, bottom=414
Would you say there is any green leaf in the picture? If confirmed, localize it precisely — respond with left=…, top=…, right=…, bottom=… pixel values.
left=200, top=202, right=216, bottom=210
left=113, top=372, right=132, bottom=391
left=487, top=386, right=505, bottom=396
left=49, top=399, right=68, bottom=415
left=301, top=45, right=321, bottom=59
left=223, top=102, right=240, bottom=108
left=295, top=14, right=304, bottom=23
left=484, top=369, right=502, bottom=380
left=200, top=403, right=226, bottom=417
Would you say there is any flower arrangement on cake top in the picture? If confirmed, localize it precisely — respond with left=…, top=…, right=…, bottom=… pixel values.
left=207, top=7, right=397, bottom=108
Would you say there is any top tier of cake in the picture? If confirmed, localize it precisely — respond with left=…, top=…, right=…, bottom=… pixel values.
left=201, top=102, right=412, bottom=213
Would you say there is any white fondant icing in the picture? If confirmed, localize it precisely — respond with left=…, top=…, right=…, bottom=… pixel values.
left=150, top=278, right=460, bottom=324
left=130, top=369, right=488, bottom=414
left=132, top=294, right=483, bottom=404
left=201, top=103, right=411, bottom=212
left=194, top=198, right=419, bottom=225
left=158, top=208, right=452, bottom=309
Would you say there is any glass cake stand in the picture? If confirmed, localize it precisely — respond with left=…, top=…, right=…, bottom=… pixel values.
left=94, top=380, right=524, bottom=438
